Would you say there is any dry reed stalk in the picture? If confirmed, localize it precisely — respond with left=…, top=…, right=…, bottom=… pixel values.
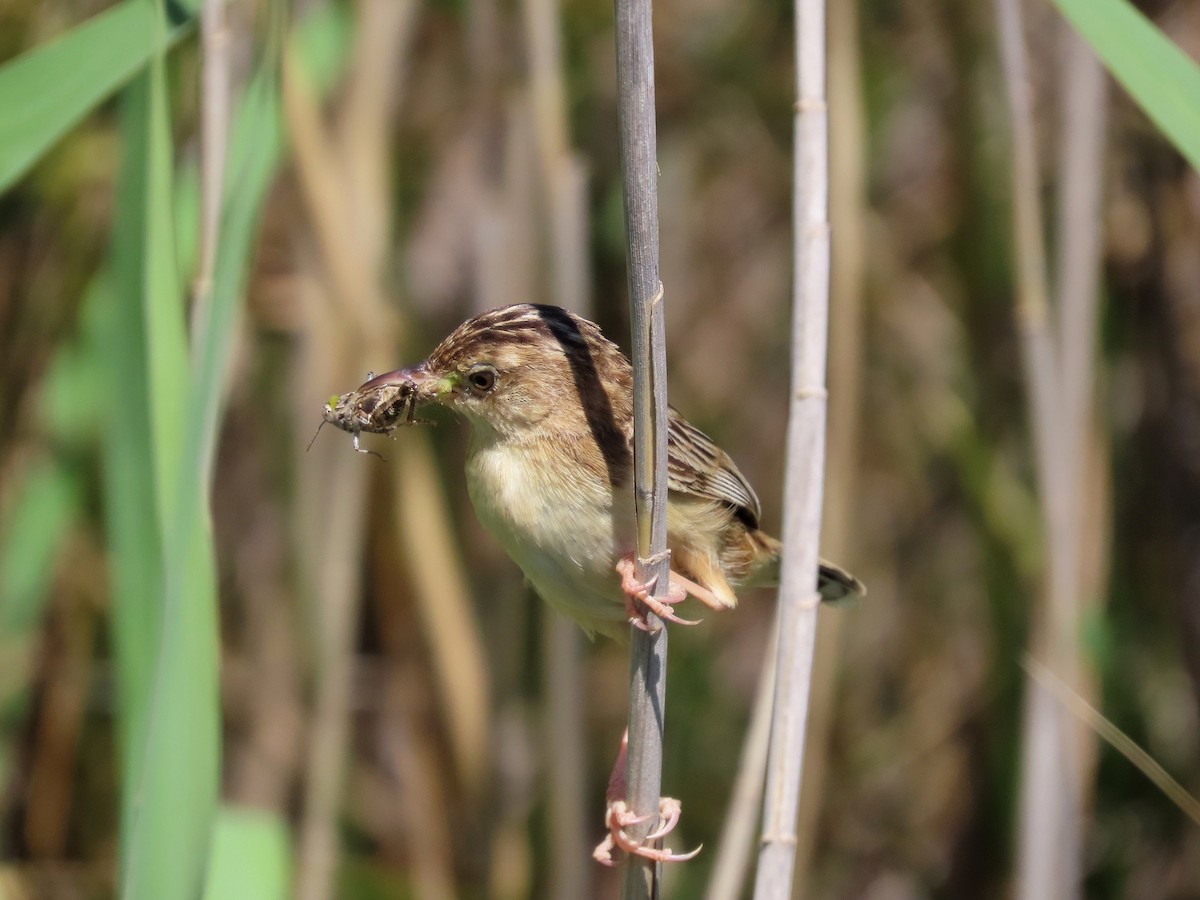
left=996, top=2, right=1110, bottom=896
left=613, top=0, right=671, bottom=892
left=752, top=0, right=832, bottom=893
left=790, top=0, right=868, bottom=888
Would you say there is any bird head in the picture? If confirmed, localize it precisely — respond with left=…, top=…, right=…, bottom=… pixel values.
left=376, top=304, right=633, bottom=442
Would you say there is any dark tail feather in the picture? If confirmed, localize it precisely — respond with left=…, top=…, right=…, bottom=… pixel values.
left=817, top=560, right=866, bottom=604
left=749, top=531, right=865, bottom=603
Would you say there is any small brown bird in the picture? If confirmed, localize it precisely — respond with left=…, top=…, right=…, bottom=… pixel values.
left=364, top=303, right=863, bottom=862
left=370, top=303, right=861, bottom=639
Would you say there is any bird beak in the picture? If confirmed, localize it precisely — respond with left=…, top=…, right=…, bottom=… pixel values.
left=359, top=362, right=447, bottom=403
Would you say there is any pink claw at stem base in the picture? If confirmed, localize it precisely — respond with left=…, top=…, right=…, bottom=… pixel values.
left=592, top=730, right=702, bottom=867
left=592, top=799, right=702, bottom=867
left=615, top=555, right=702, bottom=631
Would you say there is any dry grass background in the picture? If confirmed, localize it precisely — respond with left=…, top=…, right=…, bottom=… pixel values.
left=0, top=0, right=1199, bottom=897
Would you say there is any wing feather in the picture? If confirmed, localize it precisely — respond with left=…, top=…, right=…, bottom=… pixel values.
left=665, top=409, right=762, bottom=526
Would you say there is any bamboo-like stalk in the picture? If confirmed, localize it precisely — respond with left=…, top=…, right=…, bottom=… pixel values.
left=752, top=0, right=832, bottom=892
left=791, top=0, right=868, bottom=887
left=613, top=0, right=670, bottom=893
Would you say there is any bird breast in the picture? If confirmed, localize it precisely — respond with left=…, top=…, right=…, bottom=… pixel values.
left=464, top=434, right=636, bottom=624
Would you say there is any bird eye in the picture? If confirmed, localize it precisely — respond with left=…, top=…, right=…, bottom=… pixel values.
left=466, top=365, right=498, bottom=394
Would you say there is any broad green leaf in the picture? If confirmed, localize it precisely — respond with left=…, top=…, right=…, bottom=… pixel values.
left=124, top=63, right=284, bottom=900
left=104, top=75, right=167, bottom=806
left=1054, top=0, right=1200, bottom=172
left=103, top=5, right=352, bottom=896
left=0, top=0, right=197, bottom=194
left=110, top=6, right=219, bottom=898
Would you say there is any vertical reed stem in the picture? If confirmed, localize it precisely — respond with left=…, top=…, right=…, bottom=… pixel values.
left=752, top=0, right=832, bottom=893
left=613, top=0, right=669, bottom=893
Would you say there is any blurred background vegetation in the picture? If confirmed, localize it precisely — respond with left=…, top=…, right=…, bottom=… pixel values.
left=0, top=0, right=1199, bottom=897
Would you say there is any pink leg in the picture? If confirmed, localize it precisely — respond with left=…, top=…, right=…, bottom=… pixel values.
left=616, top=556, right=701, bottom=632
left=592, top=730, right=702, bottom=866
left=664, top=569, right=726, bottom=611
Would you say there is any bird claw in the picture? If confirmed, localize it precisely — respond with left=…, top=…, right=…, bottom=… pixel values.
left=645, top=798, right=682, bottom=840
left=616, top=557, right=702, bottom=632
left=593, top=798, right=701, bottom=866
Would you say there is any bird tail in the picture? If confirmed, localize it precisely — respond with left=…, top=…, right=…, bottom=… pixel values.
left=751, top=531, right=866, bottom=603
left=816, top=560, right=866, bottom=604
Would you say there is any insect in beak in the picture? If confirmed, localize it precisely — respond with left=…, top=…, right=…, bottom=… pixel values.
left=308, top=373, right=434, bottom=457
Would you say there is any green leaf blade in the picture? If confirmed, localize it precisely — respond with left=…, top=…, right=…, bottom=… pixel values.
left=1054, top=0, right=1200, bottom=172
left=0, top=1, right=193, bottom=193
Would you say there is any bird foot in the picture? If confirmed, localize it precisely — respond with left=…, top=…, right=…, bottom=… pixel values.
left=592, top=797, right=702, bottom=866
left=616, top=556, right=701, bottom=632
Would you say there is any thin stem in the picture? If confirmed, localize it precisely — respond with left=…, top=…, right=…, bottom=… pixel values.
left=792, top=0, right=868, bottom=881
left=613, top=0, right=669, bottom=892
left=705, top=617, right=777, bottom=900
left=752, top=0, right=832, bottom=893
left=1024, top=658, right=1200, bottom=826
